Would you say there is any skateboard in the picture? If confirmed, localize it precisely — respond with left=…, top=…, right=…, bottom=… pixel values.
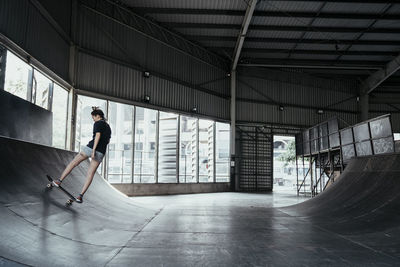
left=46, top=175, right=79, bottom=206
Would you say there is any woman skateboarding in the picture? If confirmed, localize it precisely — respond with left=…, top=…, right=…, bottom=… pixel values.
left=52, top=107, right=112, bottom=203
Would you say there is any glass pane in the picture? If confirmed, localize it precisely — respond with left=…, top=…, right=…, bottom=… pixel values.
left=342, top=144, right=355, bottom=163
left=370, top=117, right=392, bottom=139
left=303, top=141, right=310, bottom=155
left=310, top=127, right=318, bottom=140
left=319, top=136, right=328, bottom=151
left=75, top=95, right=107, bottom=175
left=52, top=84, right=68, bottom=149
left=373, top=137, right=394, bottom=154
left=302, top=130, right=309, bottom=142
left=353, top=123, right=370, bottom=142
left=134, top=107, right=157, bottom=183
left=329, top=133, right=340, bottom=148
left=107, top=102, right=133, bottom=184
left=199, top=119, right=214, bottom=183
left=179, top=116, right=197, bottom=183
left=33, top=70, right=51, bottom=109
left=319, top=123, right=328, bottom=137
left=302, top=130, right=310, bottom=155
left=215, top=122, right=230, bottom=182
left=311, top=139, right=319, bottom=154
left=340, top=128, right=353, bottom=145
left=158, top=112, right=178, bottom=183
left=355, top=141, right=372, bottom=156
left=328, top=119, right=339, bottom=134
left=4, top=51, right=31, bottom=100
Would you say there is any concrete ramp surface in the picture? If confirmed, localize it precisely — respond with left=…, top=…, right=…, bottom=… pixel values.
left=0, top=137, right=158, bottom=266
left=1, top=136, right=400, bottom=266
left=281, top=152, right=400, bottom=259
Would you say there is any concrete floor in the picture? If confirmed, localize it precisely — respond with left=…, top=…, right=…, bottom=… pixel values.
left=112, top=192, right=313, bottom=267
left=117, top=191, right=399, bottom=267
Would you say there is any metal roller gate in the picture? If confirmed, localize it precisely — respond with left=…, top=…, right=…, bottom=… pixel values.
left=236, top=125, right=274, bottom=192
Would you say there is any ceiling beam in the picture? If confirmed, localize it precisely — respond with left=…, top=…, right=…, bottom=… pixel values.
left=360, top=54, right=400, bottom=94
left=240, top=58, right=385, bottom=65
left=239, top=60, right=382, bottom=70
left=190, top=36, right=400, bottom=46
left=232, top=0, right=257, bottom=70
left=213, top=47, right=397, bottom=57
left=370, top=97, right=400, bottom=104
left=166, top=22, right=400, bottom=34
left=133, top=8, right=400, bottom=20
left=267, top=0, right=397, bottom=2
left=240, top=64, right=379, bottom=70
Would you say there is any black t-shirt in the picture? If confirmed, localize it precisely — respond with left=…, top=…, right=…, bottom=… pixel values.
left=87, top=120, right=112, bottom=154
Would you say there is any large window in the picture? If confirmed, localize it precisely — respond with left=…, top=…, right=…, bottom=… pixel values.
left=179, top=116, right=197, bottom=183
left=33, top=70, right=51, bottom=109
left=158, top=112, right=178, bottom=183
left=4, top=50, right=70, bottom=150
left=1, top=46, right=231, bottom=185
left=52, top=84, right=68, bottom=149
left=107, top=102, right=134, bottom=183
left=72, top=95, right=231, bottom=185
left=134, top=107, right=157, bottom=183
left=215, top=123, right=230, bottom=182
left=199, top=119, right=214, bottom=183
left=4, top=51, right=31, bottom=100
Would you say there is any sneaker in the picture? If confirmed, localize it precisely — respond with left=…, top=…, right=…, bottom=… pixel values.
left=52, top=179, right=62, bottom=187
left=75, top=194, right=83, bottom=203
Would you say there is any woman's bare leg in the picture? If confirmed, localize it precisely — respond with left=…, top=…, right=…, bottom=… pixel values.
left=80, top=159, right=101, bottom=195
left=59, top=153, right=88, bottom=182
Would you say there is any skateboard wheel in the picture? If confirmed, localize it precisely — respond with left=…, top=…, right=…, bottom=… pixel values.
left=46, top=183, right=52, bottom=188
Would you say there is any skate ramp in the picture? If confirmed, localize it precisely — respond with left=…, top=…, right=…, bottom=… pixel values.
left=2, top=136, right=400, bottom=265
left=0, top=136, right=159, bottom=266
left=281, top=152, right=400, bottom=259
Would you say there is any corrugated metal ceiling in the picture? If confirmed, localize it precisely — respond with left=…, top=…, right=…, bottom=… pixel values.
left=116, top=0, right=400, bottom=79
left=120, top=0, right=246, bottom=10
left=257, top=1, right=323, bottom=12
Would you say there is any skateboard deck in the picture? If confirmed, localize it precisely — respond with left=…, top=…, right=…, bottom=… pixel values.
left=46, top=175, right=79, bottom=206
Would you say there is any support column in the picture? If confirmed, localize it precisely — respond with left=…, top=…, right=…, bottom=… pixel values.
left=359, top=93, right=369, bottom=122
left=0, top=46, right=7, bottom=91
left=67, top=88, right=77, bottom=150
left=67, top=44, right=77, bottom=151
left=230, top=70, right=237, bottom=191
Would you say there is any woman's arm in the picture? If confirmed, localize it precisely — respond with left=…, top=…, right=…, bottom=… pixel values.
left=91, top=132, right=101, bottom=158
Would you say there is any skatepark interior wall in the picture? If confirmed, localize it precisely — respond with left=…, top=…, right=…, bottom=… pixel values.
left=0, top=89, right=52, bottom=146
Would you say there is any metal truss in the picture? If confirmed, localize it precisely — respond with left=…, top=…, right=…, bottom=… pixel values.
left=80, top=0, right=229, bottom=71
